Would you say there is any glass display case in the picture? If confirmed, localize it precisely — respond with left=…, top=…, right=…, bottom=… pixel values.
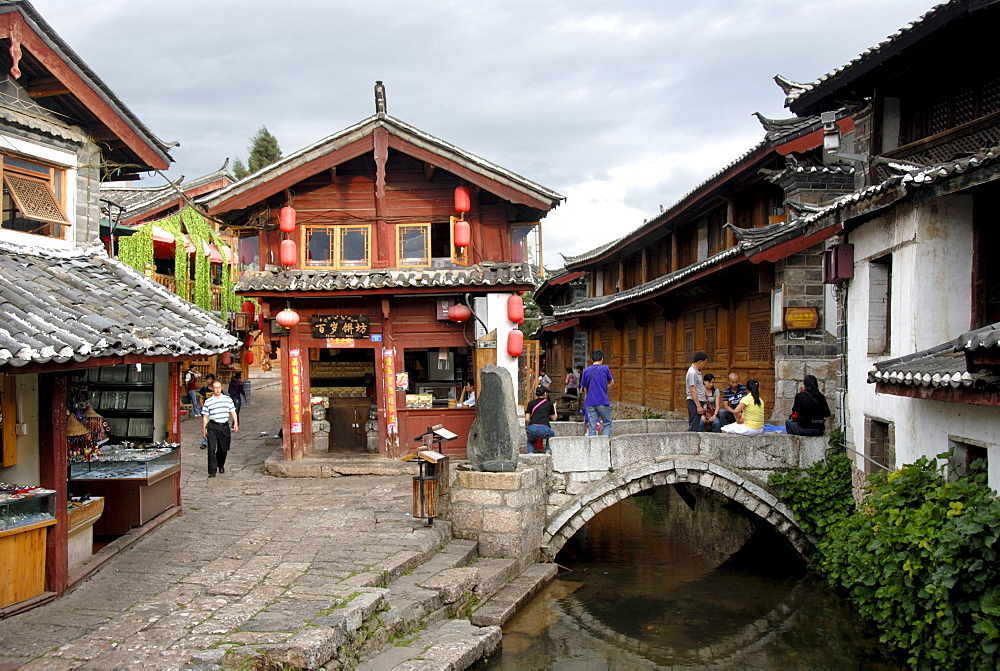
left=69, top=447, right=179, bottom=482
left=70, top=364, right=157, bottom=441
left=0, top=489, right=57, bottom=532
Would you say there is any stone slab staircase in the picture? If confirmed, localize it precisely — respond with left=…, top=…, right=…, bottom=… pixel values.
left=198, top=536, right=556, bottom=670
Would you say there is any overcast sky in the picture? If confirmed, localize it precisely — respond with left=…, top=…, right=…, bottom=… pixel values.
left=31, top=0, right=932, bottom=264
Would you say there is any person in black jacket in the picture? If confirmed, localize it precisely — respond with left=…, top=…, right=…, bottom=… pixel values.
left=785, top=374, right=831, bottom=436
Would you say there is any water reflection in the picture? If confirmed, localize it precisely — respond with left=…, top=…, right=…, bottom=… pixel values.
left=485, top=486, right=895, bottom=669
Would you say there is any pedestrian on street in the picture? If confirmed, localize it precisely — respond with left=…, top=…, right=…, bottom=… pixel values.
left=525, top=386, right=557, bottom=453
left=184, top=365, right=202, bottom=417
left=538, top=370, right=552, bottom=393
left=228, top=372, right=247, bottom=418
left=202, top=379, right=239, bottom=477
left=685, top=351, right=709, bottom=432
left=580, top=349, right=614, bottom=436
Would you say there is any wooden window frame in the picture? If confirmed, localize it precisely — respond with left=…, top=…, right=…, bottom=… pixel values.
left=397, top=223, right=431, bottom=268
left=1, top=375, right=17, bottom=467
left=302, top=224, right=372, bottom=270
left=1, top=154, right=70, bottom=240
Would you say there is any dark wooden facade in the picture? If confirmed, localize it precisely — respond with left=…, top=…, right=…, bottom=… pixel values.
left=206, top=107, right=562, bottom=460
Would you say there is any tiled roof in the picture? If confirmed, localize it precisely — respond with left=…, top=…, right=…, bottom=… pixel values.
left=868, top=322, right=1000, bottom=391
left=102, top=167, right=234, bottom=218
left=0, top=240, right=238, bottom=369
left=201, top=115, right=563, bottom=213
left=0, top=1, right=175, bottom=163
left=563, top=142, right=770, bottom=268
left=552, top=247, right=742, bottom=318
left=735, top=145, right=1000, bottom=258
left=781, top=0, right=970, bottom=112
left=752, top=112, right=824, bottom=145
left=235, top=262, right=537, bottom=294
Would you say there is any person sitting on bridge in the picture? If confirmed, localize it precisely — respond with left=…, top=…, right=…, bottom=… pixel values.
left=785, top=375, right=831, bottom=436
left=525, top=386, right=557, bottom=453
left=720, top=378, right=765, bottom=436
left=718, top=372, right=748, bottom=429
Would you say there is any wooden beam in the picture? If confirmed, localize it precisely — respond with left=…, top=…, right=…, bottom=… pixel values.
left=0, top=13, right=168, bottom=169
left=423, top=162, right=435, bottom=180
left=25, top=76, right=69, bottom=98
left=386, top=135, right=553, bottom=211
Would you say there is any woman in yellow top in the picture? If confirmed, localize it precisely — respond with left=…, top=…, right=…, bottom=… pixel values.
left=720, top=378, right=765, bottom=435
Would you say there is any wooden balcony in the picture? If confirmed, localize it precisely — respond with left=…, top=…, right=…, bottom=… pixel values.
left=151, top=272, right=223, bottom=311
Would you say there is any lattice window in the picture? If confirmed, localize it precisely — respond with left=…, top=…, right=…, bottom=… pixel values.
left=653, top=333, right=665, bottom=364
left=749, top=319, right=770, bottom=362
left=684, top=329, right=694, bottom=364
left=628, top=336, right=637, bottom=365
left=983, top=77, right=1000, bottom=115
left=705, top=325, right=717, bottom=361
left=865, top=417, right=895, bottom=474
left=3, top=173, right=66, bottom=225
left=954, top=89, right=976, bottom=125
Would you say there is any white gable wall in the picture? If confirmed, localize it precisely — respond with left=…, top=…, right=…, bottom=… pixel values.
left=844, top=193, right=1000, bottom=487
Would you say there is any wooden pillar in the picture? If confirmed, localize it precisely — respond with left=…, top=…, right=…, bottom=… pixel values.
left=670, top=232, right=680, bottom=272
left=377, top=297, right=400, bottom=457
left=373, top=128, right=390, bottom=268
left=640, top=248, right=649, bottom=285
left=725, top=197, right=737, bottom=248
left=286, top=321, right=306, bottom=461
left=38, top=373, right=68, bottom=595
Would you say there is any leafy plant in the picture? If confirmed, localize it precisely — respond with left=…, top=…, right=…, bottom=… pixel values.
left=768, top=449, right=854, bottom=537
left=772, top=448, right=1000, bottom=668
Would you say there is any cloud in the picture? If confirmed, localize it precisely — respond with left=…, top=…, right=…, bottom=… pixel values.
left=29, top=0, right=933, bottom=263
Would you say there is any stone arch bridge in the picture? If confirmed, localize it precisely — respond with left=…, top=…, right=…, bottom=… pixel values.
left=538, top=421, right=829, bottom=558
left=448, top=419, right=829, bottom=563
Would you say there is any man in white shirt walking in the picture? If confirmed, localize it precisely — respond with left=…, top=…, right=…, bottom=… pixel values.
left=202, top=380, right=239, bottom=478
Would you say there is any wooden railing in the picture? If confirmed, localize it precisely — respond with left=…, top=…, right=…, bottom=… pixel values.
left=151, top=272, right=222, bottom=311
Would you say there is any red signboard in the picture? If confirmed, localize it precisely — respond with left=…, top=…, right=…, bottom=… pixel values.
left=289, top=348, right=303, bottom=434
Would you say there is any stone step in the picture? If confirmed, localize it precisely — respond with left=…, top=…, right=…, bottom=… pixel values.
left=469, top=558, right=520, bottom=601
left=356, top=619, right=501, bottom=671
left=471, top=563, right=558, bottom=627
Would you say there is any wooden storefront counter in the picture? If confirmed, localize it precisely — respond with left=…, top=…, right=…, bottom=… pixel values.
left=400, top=407, right=475, bottom=456
left=67, top=465, right=180, bottom=537
left=0, top=518, right=57, bottom=609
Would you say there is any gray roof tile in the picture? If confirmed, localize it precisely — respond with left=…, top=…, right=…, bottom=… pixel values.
left=869, top=322, right=1000, bottom=391
left=0, top=240, right=238, bottom=369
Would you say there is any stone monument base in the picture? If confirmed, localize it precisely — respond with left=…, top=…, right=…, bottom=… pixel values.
left=449, top=466, right=544, bottom=566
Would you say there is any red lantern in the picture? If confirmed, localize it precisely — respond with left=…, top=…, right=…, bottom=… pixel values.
left=280, top=239, right=296, bottom=267
left=507, top=328, right=524, bottom=358
left=275, top=308, right=300, bottom=328
left=241, top=300, right=255, bottom=315
left=507, top=294, right=524, bottom=324
left=448, top=304, right=472, bottom=323
left=221, top=351, right=232, bottom=366
left=454, top=219, right=471, bottom=248
left=244, top=333, right=255, bottom=348
left=244, top=349, right=255, bottom=366
left=279, top=206, right=296, bottom=233
left=454, top=186, right=471, bottom=213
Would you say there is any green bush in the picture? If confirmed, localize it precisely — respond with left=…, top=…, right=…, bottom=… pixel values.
left=767, top=449, right=855, bottom=537
left=772, top=451, right=1000, bottom=669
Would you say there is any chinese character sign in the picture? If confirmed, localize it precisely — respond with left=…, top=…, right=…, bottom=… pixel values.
left=312, top=315, right=370, bottom=338
left=289, top=348, right=303, bottom=434
left=382, top=346, right=397, bottom=437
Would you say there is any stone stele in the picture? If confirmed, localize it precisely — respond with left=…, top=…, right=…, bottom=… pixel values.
left=466, top=365, right=520, bottom=472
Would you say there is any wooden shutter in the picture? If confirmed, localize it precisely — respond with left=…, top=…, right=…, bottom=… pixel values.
left=4, top=173, right=69, bottom=225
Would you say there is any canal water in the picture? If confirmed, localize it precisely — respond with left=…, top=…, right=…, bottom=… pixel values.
left=483, top=485, right=896, bottom=669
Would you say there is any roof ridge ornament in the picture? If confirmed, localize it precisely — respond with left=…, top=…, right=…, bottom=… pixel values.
left=773, top=74, right=808, bottom=96
left=375, top=80, right=387, bottom=117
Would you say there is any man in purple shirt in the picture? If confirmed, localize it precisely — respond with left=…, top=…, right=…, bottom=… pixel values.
left=580, top=350, right=614, bottom=436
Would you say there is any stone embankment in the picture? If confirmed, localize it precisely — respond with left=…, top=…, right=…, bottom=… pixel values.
left=0, top=373, right=554, bottom=670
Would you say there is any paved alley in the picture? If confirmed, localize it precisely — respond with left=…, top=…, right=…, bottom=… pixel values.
left=0, top=374, right=438, bottom=669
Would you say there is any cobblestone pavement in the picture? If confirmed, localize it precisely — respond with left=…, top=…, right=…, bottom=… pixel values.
left=0, top=373, right=432, bottom=670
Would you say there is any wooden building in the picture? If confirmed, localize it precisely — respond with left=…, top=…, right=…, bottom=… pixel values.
left=536, top=111, right=857, bottom=420
left=202, top=85, right=563, bottom=460
left=0, top=1, right=237, bottom=614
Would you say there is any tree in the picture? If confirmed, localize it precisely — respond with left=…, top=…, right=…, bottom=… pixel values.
left=232, top=126, right=282, bottom=179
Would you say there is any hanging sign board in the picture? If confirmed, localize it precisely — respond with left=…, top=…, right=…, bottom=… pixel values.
left=784, top=307, right=820, bottom=330
left=312, top=314, right=370, bottom=338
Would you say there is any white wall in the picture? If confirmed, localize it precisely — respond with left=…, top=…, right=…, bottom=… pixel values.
left=0, top=374, right=41, bottom=485
left=844, top=194, right=1000, bottom=487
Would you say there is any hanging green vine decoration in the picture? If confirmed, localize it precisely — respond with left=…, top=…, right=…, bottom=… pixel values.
left=117, top=223, right=153, bottom=273
left=155, top=213, right=188, bottom=300
left=181, top=207, right=212, bottom=310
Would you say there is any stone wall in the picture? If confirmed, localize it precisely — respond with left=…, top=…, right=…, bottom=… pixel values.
left=448, top=466, right=546, bottom=565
